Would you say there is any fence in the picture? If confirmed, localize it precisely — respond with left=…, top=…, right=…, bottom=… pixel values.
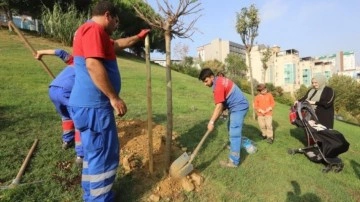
left=0, top=14, right=43, bottom=33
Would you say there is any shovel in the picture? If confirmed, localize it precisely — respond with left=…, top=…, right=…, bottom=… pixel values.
left=169, top=130, right=211, bottom=178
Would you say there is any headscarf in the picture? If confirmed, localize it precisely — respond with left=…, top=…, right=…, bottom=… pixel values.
left=307, top=74, right=327, bottom=109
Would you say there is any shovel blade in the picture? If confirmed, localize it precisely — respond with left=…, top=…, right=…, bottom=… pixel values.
left=170, top=163, right=194, bottom=179
left=169, top=152, right=190, bottom=176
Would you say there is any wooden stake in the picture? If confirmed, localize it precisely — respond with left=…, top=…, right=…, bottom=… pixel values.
left=145, top=35, right=153, bottom=174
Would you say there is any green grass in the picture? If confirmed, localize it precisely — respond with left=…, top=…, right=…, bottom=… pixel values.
left=1, top=29, right=360, bottom=202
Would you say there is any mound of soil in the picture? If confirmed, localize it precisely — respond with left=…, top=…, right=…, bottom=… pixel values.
left=117, top=119, right=203, bottom=201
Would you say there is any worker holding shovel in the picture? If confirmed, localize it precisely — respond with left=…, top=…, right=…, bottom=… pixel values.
left=35, top=49, right=83, bottom=165
left=199, top=68, right=251, bottom=168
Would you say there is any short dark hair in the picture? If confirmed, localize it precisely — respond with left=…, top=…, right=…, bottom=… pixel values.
left=92, top=1, right=119, bottom=17
left=198, top=68, right=214, bottom=81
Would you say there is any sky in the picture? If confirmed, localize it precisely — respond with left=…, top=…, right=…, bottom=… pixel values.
left=147, top=0, right=360, bottom=65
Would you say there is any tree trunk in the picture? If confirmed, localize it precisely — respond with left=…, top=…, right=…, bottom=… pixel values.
left=247, top=50, right=256, bottom=120
left=164, top=29, right=173, bottom=170
left=262, top=65, right=267, bottom=83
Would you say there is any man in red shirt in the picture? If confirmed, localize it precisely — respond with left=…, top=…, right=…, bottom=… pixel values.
left=68, top=1, right=150, bottom=201
left=199, top=68, right=249, bottom=168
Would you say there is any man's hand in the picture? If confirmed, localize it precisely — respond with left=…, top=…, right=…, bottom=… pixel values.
left=137, top=29, right=150, bottom=39
left=110, top=97, right=127, bottom=117
left=207, top=120, right=215, bottom=132
left=34, top=51, right=42, bottom=60
left=265, top=107, right=272, bottom=113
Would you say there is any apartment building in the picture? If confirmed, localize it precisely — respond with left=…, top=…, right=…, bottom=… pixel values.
left=273, top=49, right=300, bottom=92
left=246, top=45, right=265, bottom=81
left=197, top=38, right=246, bottom=63
left=197, top=38, right=358, bottom=92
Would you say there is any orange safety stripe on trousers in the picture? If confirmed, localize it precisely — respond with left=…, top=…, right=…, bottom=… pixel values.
left=62, top=120, right=75, bottom=131
left=75, top=129, right=81, bottom=143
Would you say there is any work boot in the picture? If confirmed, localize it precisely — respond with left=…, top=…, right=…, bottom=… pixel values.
left=62, top=140, right=74, bottom=150
left=219, top=160, right=238, bottom=168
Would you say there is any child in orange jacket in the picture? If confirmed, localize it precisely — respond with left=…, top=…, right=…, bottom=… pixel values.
left=254, top=84, right=275, bottom=144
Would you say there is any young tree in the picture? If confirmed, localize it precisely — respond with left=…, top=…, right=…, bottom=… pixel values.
left=133, top=0, right=202, bottom=168
left=260, top=46, right=272, bottom=83
left=236, top=4, right=260, bottom=120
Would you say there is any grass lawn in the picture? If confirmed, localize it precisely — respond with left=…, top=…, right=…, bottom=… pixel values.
left=0, top=29, right=360, bottom=201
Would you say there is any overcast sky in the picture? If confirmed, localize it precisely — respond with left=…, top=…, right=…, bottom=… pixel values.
left=147, top=0, right=360, bottom=65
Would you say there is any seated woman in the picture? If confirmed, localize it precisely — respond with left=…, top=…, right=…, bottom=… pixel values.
left=296, top=74, right=335, bottom=129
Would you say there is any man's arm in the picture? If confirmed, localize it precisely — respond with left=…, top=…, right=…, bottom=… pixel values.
left=35, top=49, right=73, bottom=65
left=208, top=103, right=224, bottom=131
left=86, top=58, right=127, bottom=116
left=35, top=49, right=56, bottom=60
left=113, top=29, right=150, bottom=51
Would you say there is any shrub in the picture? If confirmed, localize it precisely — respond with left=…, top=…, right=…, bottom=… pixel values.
left=294, top=84, right=309, bottom=100
left=41, top=3, right=87, bottom=46
left=274, top=92, right=294, bottom=106
left=170, top=63, right=199, bottom=78
left=233, top=78, right=251, bottom=94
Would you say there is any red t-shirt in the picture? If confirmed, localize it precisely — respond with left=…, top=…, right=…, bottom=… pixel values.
left=213, top=77, right=234, bottom=104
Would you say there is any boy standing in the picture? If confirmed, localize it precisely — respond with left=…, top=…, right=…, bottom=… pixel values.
left=254, top=84, right=275, bottom=144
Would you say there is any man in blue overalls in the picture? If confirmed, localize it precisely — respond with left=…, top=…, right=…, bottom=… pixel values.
left=68, top=1, right=150, bottom=201
left=35, top=49, right=83, bottom=164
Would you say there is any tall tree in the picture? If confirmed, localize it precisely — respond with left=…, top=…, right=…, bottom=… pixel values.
left=133, top=0, right=202, bottom=169
left=224, top=53, right=247, bottom=79
left=201, top=59, right=225, bottom=74
left=260, top=46, right=272, bottom=83
left=236, top=4, right=260, bottom=120
left=116, top=0, right=166, bottom=55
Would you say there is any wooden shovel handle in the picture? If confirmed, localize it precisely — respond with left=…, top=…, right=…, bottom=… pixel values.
left=188, top=130, right=211, bottom=163
left=8, top=21, right=55, bottom=79
left=11, top=139, right=39, bottom=186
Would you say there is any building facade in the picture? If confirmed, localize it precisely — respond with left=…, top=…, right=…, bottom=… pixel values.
left=197, top=38, right=358, bottom=92
left=197, top=38, right=246, bottom=63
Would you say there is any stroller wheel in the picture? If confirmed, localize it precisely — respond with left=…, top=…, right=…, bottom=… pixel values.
left=287, top=149, right=296, bottom=155
left=322, top=165, right=332, bottom=173
left=333, top=163, right=344, bottom=173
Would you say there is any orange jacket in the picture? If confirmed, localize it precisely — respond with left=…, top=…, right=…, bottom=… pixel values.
left=254, top=92, right=275, bottom=116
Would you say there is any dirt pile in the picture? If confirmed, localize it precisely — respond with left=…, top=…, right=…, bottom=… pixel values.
left=117, top=119, right=203, bottom=201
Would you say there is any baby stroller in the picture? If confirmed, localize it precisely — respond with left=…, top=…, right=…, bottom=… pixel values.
left=288, top=101, right=350, bottom=173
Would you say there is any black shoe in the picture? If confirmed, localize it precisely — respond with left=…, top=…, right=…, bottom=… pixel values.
left=266, top=138, right=273, bottom=144
left=62, top=140, right=74, bottom=150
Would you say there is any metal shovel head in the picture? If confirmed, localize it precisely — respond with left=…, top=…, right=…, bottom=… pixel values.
left=169, top=152, right=191, bottom=177
left=170, top=162, right=194, bottom=179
